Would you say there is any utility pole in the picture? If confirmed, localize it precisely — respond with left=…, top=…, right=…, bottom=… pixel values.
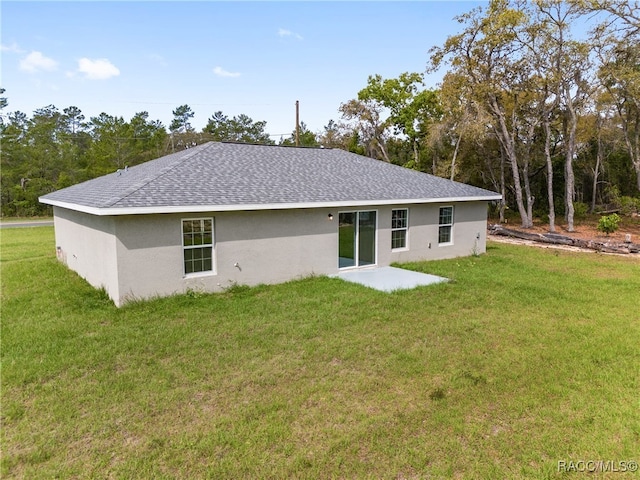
left=295, top=100, right=300, bottom=147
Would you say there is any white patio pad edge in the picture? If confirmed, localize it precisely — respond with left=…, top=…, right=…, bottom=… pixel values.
left=331, top=266, right=448, bottom=292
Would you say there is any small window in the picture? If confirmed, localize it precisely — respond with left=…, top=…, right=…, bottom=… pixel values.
left=438, top=206, right=454, bottom=245
left=391, top=208, right=408, bottom=250
left=182, top=218, right=214, bottom=275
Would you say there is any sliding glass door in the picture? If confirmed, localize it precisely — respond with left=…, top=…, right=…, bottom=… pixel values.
left=338, top=211, right=377, bottom=269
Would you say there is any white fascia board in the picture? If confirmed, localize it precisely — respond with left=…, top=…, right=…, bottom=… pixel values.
left=40, top=195, right=503, bottom=216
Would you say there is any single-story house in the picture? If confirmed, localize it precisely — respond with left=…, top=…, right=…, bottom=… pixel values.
left=39, top=142, right=501, bottom=306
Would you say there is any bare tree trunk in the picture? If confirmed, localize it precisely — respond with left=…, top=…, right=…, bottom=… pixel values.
left=620, top=107, right=640, bottom=192
left=564, top=100, right=577, bottom=232
left=543, top=115, right=556, bottom=232
left=591, top=151, right=602, bottom=213
left=523, top=158, right=534, bottom=226
left=634, top=145, right=640, bottom=192
left=523, top=123, right=536, bottom=225
left=632, top=109, right=640, bottom=192
left=376, top=139, right=391, bottom=163
left=499, top=146, right=506, bottom=223
left=491, top=97, right=532, bottom=228
left=591, top=122, right=603, bottom=213
left=450, top=135, right=461, bottom=181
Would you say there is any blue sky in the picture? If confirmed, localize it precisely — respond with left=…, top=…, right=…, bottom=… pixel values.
left=2, top=1, right=484, bottom=139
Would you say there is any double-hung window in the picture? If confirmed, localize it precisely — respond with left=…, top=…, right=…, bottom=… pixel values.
left=182, top=218, right=214, bottom=275
left=438, top=206, right=454, bottom=245
left=391, top=208, right=408, bottom=250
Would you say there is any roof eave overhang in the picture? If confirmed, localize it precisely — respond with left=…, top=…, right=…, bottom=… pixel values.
left=39, top=195, right=503, bottom=216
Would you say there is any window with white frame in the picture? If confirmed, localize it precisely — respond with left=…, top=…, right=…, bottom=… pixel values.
left=391, top=208, right=408, bottom=250
left=182, top=218, right=214, bottom=275
left=438, top=206, right=454, bottom=244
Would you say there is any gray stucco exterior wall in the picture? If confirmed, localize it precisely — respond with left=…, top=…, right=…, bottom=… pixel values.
left=383, top=201, right=488, bottom=265
left=53, top=207, right=120, bottom=302
left=113, top=209, right=338, bottom=303
left=52, top=201, right=489, bottom=306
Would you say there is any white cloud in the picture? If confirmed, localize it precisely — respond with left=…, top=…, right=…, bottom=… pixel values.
left=1, top=42, right=24, bottom=53
left=213, top=66, right=241, bottom=78
left=278, top=28, right=303, bottom=40
left=77, top=57, right=120, bottom=80
left=19, top=51, right=58, bottom=73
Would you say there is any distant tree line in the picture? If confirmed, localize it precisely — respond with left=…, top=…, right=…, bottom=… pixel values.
left=1, top=0, right=639, bottom=228
left=0, top=100, right=278, bottom=216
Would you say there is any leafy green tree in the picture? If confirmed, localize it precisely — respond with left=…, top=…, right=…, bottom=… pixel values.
left=169, top=104, right=199, bottom=151
left=202, top=111, right=273, bottom=144
left=62, top=106, right=86, bottom=135
left=127, top=111, right=168, bottom=163
left=430, top=0, right=536, bottom=228
left=1, top=111, right=30, bottom=215
left=59, top=106, right=92, bottom=180
left=339, top=99, right=391, bottom=162
left=0, top=87, right=8, bottom=125
left=344, top=129, right=366, bottom=155
left=279, top=121, right=318, bottom=147
left=0, top=105, right=70, bottom=215
left=427, top=70, right=490, bottom=180
left=317, top=120, right=345, bottom=148
left=170, top=104, right=195, bottom=133
left=87, top=113, right=129, bottom=175
left=593, top=21, right=640, bottom=192
left=358, top=72, right=442, bottom=167
left=86, top=112, right=168, bottom=176
left=536, top=0, right=593, bottom=232
left=27, top=106, right=64, bottom=177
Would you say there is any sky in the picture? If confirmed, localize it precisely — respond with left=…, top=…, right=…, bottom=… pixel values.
left=1, top=1, right=485, bottom=139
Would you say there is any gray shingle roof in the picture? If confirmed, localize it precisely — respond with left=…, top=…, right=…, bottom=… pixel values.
left=40, top=142, right=500, bottom=214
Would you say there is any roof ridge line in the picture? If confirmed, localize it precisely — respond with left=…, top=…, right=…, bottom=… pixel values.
left=221, top=140, right=331, bottom=150
left=102, top=142, right=217, bottom=208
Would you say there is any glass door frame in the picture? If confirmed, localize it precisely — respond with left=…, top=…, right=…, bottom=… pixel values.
left=337, top=209, right=378, bottom=270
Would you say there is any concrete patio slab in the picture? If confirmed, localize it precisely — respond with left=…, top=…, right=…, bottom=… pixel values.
left=332, top=266, right=448, bottom=292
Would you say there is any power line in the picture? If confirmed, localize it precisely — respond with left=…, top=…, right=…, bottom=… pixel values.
left=110, top=101, right=274, bottom=107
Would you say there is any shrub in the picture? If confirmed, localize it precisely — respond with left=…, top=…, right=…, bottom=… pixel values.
left=619, top=196, right=640, bottom=216
left=604, top=184, right=621, bottom=207
left=573, top=202, right=589, bottom=220
left=597, top=213, right=621, bottom=236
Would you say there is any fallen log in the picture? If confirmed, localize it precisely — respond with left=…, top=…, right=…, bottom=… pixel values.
left=488, top=224, right=640, bottom=254
left=488, top=225, right=576, bottom=245
left=539, top=233, right=575, bottom=245
left=488, top=225, right=547, bottom=242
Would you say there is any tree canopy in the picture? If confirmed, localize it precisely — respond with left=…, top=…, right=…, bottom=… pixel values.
left=203, top=111, right=273, bottom=144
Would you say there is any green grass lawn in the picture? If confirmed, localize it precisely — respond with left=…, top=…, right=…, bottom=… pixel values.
left=2, top=227, right=639, bottom=479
